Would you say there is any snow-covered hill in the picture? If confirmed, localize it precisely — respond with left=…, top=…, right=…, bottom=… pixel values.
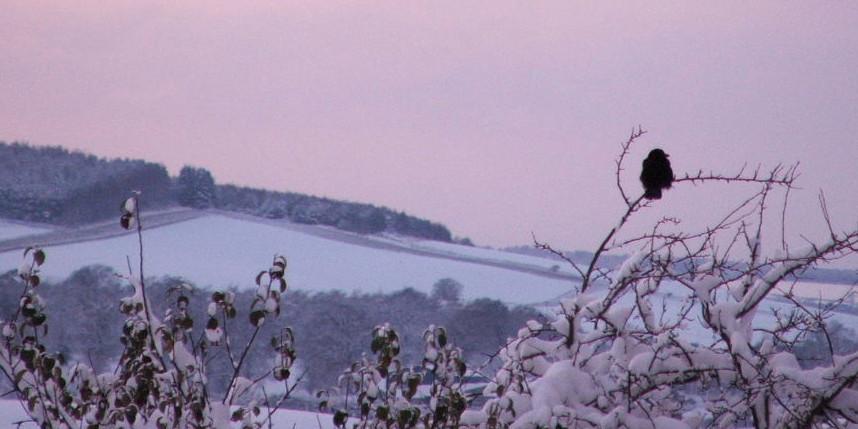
left=0, top=210, right=578, bottom=305
left=0, top=399, right=342, bottom=429
left=3, top=212, right=858, bottom=429
left=0, top=211, right=854, bottom=308
left=0, top=218, right=53, bottom=241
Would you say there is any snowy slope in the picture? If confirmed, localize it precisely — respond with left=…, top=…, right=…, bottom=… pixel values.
left=0, top=400, right=36, bottom=428
left=0, top=212, right=852, bottom=308
left=0, top=400, right=343, bottom=429
left=0, top=219, right=52, bottom=241
left=596, top=280, right=858, bottom=346
left=0, top=211, right=577, bottom=305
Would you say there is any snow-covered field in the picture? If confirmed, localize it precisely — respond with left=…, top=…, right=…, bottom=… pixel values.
left=0, top=219, right=51, bottom=241
left=0, top=400, right=35, bottom=429
left=0, top=212, right=853, bottom=308
left=0, top=400, right=342, bottom=428
left=597, top=279, right=858, bottom=346
left=2, top=214, right=858, bottom=428
left=0, top=212, right=576, bottom=305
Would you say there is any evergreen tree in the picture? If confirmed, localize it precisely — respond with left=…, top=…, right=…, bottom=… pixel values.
left=176, top=166, right=217, bottom=209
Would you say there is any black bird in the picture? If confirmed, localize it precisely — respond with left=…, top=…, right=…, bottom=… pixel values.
left=640, top=149, right=674, bottom=199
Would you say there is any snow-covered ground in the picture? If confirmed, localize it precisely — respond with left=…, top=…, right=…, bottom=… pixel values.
left=2, top=214, right=857, bottom=428
left=0, top=213, right=853, bottom=307
left=560, top=278, right=858, bottom=347
left=0, top=213, right=577, bottom=305
left=0, top=400, right=342, bottom=428
left=395, top=236, right=575, bottom=275
left=0, top=219, right=51, bottom=241
left=781, top=280, right=857, bottom=302
left=0, top=400, right=35, bottom=428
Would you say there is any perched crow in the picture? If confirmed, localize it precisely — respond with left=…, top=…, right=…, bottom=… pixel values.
left=640, top=149, right=674, bottom=199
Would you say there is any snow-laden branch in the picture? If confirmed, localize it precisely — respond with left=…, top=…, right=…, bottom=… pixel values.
left=474, top=132, right=858, bottom=429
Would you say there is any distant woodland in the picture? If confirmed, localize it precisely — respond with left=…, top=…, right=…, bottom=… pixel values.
left=0, top=142, right=453, bottom=242
left=0, top=266, right=539, bottom=393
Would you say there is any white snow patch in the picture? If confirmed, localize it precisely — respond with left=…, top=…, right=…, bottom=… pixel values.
left=0, top=399, right=346, bottom=428
left=0, top=214, right=575, bottom=305
left=0, top=220, right=51, bottom=241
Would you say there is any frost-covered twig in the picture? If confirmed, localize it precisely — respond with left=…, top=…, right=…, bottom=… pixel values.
left=470, top=132, right=858, bottom=429
left=2, top=196, right=298, bottom=428
left=615, top=126, right=647, bottom=207
left=531, top=232, right=585, bottom=279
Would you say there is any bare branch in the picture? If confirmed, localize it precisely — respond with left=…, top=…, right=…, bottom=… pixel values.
left=476, top=132, right=858, bottom=429
left=615, top=126, right=647, bottom=207
left=676, top=162, right=799, bottom=188
left=532, top=232, right=585, bottom=279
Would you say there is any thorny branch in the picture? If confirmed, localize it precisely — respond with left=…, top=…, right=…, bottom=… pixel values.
left=532, top=232, right=585, bottom=280
left=492, top=129, right=858, bottom=429
left=676, top=162, right=799, bottom=188
left=616, top=126, right=647, bottom=208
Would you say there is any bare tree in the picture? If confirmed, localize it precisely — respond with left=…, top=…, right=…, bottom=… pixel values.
left=465, top=128, right=858, bottom=428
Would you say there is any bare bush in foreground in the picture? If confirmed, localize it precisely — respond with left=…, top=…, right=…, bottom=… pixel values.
left=1, top=197, right=297, bottom=428
left=464, top=129, right=858, bottom=428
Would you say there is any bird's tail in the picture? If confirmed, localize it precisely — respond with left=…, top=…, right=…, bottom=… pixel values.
left=644, top=188, right=662, bottom=199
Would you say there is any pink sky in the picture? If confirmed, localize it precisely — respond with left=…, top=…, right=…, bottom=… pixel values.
left=2, top=1, right=857, bottom=252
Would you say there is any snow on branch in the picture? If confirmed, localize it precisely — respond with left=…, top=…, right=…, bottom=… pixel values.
left=1, top=197, right=298, bottom=428
left=483, top=130, right=858, bottom=429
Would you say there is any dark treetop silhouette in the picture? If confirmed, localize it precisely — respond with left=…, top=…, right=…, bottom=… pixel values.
left=640, top=148, right=674, bottom=199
